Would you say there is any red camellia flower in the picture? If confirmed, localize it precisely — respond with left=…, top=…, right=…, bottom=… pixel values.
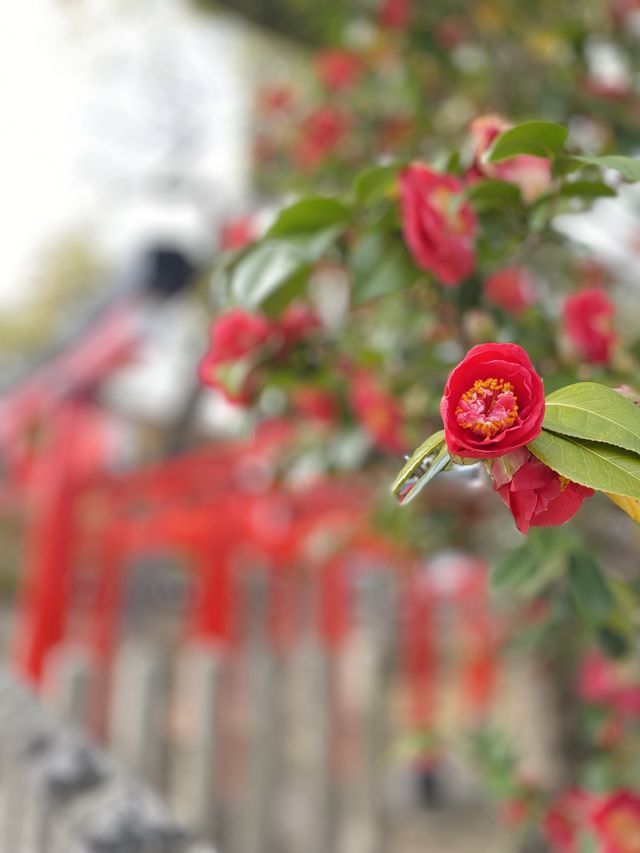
left=563, top=288, right=617, bottom=365
left=199, top=308, right=272, bottom=404
left=490, top=450, right=594, bottom=534
left=257, top=83, right=295, bottom=115
left=293, top=387, right=338, bottom=425
left=315, top=50, right=363, bottom=92
left=294, top=107, right=349, bottom=170
left=378, top=0, right=412, bottom=29
left=544, top=790, right=592, bottom=853
left=350, top=370, right=407, bottom=454
left=484, top=267, right=535, bottom=314
left=440, top=343, right=545, bottom=459
left=580, top=652, right=640, bottom=718
left=592, top=792, right=640, bottom=853
left=469, top=115, right=552, bottom=202
left=220, top=216, right=257, bottom=251
left=400, top=164, right=477, bottom=286
left=276, top=304, right=321, bottom=345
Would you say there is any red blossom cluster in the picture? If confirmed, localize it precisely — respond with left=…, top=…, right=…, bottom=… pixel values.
left=199, top=306, right=320, bottom=405
left=544, top=789, right=640, bottom=852
left=314, top=50, right=363, bottom=92
left=294, top=107, right=349, bottom=171
left=400, top=165, right=477, bottom=286
left=440, top=343, right=593, bottom=532
left=563, top=288, right=617, bottom=365
left=349, top=369, right=408, bottom=454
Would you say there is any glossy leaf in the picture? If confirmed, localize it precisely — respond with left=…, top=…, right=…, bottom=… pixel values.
left=230, top=227, right=340, bottom=309
left=558, top=181, right=616, bottom=199
left=490, top=546, right=541, bottom=591
left=570, top=155, right=640, bottom=182
left=353, top=163, right=400, bottom=205
left=391, top=430, right=447, bottom=502
left=231, top=242, right=305, bottom=308
left=528, top=430, right=640, bottom=499
left=542, top=382, right=640, bottom=456
left=486, top=121, right=568, bottom=163
left=394, top=444, right=451, bottom=505
left=567, top=552, right=616, bottom=627
left=267, top=197, right=351, bottom=236
left=467, top=179, right=521, bottom=209
left=350, top=231, right=417, bottom=303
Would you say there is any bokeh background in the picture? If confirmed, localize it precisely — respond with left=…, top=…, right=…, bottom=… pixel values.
left=2, top=2, right=640, bottom=852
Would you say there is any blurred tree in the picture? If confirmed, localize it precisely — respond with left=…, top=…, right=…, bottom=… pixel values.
left=191, top=0, right=347, bottom=45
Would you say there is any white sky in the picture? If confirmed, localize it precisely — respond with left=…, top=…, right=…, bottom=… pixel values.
left=0, top=0, right=251, bottom=309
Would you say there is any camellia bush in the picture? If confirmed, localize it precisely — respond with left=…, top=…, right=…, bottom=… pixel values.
left=198, top=0, right=640, bottom=848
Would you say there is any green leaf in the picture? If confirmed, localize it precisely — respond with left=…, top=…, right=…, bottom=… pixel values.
left=261, top=263, right=312, bottom=315
left=394, top=444, right=451, bottom=505
left=231, top=242, right=305, bottom=308
left=230, top=226, right=341, bottom=310
left=391, top=430, right=448, bottom=503
left=558, top=181, right=616, bottom=199
left=570, top=155, right=640, bottom=182
left=466, top=179, right=522, bottom=209
left=486, top=121, right=568, bottom=163
left=353, top=163, right=400, bottom=205
left=350, top=231, right=417, bottom=303
left=528, top=430, right=640, bottom=499
left=267, top=197, right=351, bottom=236
left=542, top=382, right=640, bottom=456
left=567, top=552, right=616, bottom=626
left=597, top=626, right=630, bottom=659
left=491, top=546, right=541, bottom=591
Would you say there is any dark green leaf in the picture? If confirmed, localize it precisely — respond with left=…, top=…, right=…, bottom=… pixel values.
left=353, top=163, right=400, bottom=206
left=597, top=626, right=630, bottom=659
left=486, top=121, right=568, bottom=163
left=231, top=242, right=304, bottom=308
left=567, top=552, right=616, bottom=626
left=558, top=181, right=616, bottom=199
left=467, top=179, right=522, bottom=209
left=261, top=263, right=312, bottom=315
left=350, top=231, right=417, bottom=303
left=491, top=546, right=541, bottom=591
left=267, top=197, right=351, bottom=236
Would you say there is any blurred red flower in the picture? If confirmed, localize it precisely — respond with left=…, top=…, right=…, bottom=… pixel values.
left=580, top=652, right=640, bottom=718
left=563, top=288, right=617, bottom=365
left=350, top=370, right=407, bottom=454
left=491, top=451, right=594, bottom=534
left=592, top=792, right=640, bottom=852
left=400, top=164, right=476, bottom=286
left=484, top=267, right=535, bottom=314
left=257, top=83, right=295, bottom=115
left=440, top=343, right=545, bottom=459
left=293, top=387, right=338, bottom=425
left=378, top=0, right=412, bottom=29
left=199, top=308, right=272, bottom=404
left=544, top=790, right=592, bottom=852
left=276, top=304, right=321, bottom=345
left=294, top=107, right=349, bottom=170
left=469, top=115, right=552, bottom=202
left=220, top=216, right=257, bottom=251
left=315, top=50, right=363, bottom=92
